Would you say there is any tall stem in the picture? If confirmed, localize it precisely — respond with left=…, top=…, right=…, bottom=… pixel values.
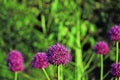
left=41, top=15, right=46, bottom=34
left=100, top=55, right=103, bottom=80
left=42, top=68, right=50, bottom=80
left=15, top=72, right=18, bottom=80
left=116, top=42, right=119, bottom=63
left=116, top=42, right=119, bottom=80
left=58, top=65, right=62, bottom=80
left=75, top=12, right=84, bottom=80
left=61, top=65, right=63, bottom=80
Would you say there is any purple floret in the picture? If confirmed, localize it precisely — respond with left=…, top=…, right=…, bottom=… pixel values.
left=47, top=43, right=71, bottom=66
left=7, top=50, right=24, bottom=72
left=111, top=62, right=120, bottom=77
left=94, top=41, right=109, bottom=55
left=32, top=52, right=49, bottom=69
left=109, top=25, right=120, bottom=42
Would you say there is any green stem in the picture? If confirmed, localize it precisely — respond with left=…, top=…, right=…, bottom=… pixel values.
left=100, top=55, right=103, bottom=80
left=41, top=15, right=46, bottom=34
left=116, top=42, right=119, bottom=63
left=113, top=41, right=119, bottom=80
left=58, top=65, right=60, bottom=80
left=15, top=72, right=18, bottom=80
left=103, top=71, right=110, bottom=79
left=58, top=65, right=62, bottom=80
left=84, top=54, right=95, bottom=70
left=42, top=68, right=50, bottom=80
left=75, top=15, right=84, bottom=80
left=61, top=65, right=63, bottom=80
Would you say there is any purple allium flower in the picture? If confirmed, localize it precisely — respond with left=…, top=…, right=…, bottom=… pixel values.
left=109, top=25, right=120, bottom=42
left=47, top=43, right=71, bottom=66
left=7, top=50, right=24, bottom=72
left=94, top=41, right=109, bottom=55
left=111, top=62, right=120, bottom=77
left=32, top=52, right=49, bottom=69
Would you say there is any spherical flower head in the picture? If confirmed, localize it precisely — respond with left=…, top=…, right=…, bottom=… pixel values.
left=109, top=25, right=120, bottom=42
left=7, top=50, right=24, bottom=72
left=94, top=41, right=109, bottom=55
left=32, top=52, right=49, bottom=69
left=47, top=43, right=71, bottom=66
left=111, top=62, right=120, bottom=77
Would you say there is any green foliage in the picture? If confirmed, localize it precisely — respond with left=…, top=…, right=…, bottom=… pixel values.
left=0, top=0, right=120, bottom=80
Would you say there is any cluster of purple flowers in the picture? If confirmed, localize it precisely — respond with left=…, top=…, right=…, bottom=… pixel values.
left=7, top=43, right=71, bottom=72
left=111, top=62, right=120, bottom=77
left=109, top=25, right=120, bottom=42
left=7, top=50, right=24, bottom=72
left=94, top=41, right=109, bottom=55
left=6, top=25, right=120, bottom=78
left=32, top=52, right=49, bottom=69
left=47, top=43, right=71, bottom=66
left=94, top=25, right=120, bottom=77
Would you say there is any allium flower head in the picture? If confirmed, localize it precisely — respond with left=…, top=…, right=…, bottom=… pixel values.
left=109, top=25, right=120, bottom=42
left=47, top=43, right=71, bottom=66
left=111, top=62, right=120, bottom=77
left=7, top=50, right=24, bottom=72
left=94, top=41, right=109, bottom=55
left=32, top=52, right=49, bottom=69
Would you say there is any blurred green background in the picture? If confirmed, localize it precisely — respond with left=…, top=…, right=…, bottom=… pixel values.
left=0, top=0, right=120, bottom=80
